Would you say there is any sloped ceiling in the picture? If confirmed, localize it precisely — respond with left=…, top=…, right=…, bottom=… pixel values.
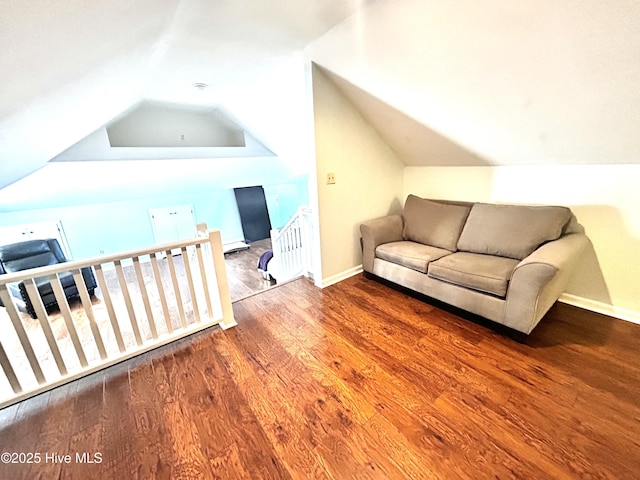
left=2, top=0, right=640, bottom=208
left=317, top=66, right=489, bottom=166
left=0, top=0, right=375, bottom=195
left=307, top=0, right=640, bottom=166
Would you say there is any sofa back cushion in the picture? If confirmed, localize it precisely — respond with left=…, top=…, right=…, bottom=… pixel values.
left=457, top=203, right=572, bottom=260
left=402, top=195, right=471, bottom=251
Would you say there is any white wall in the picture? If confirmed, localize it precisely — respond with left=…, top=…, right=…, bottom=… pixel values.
left=307, top=0, right=640, bottom=166
left=221, top=55, right=317, bottom=178
left=312, top=65, right=404, bottom=285
left=405, top=165, right=640, bottom=321
left=106, top=103, right=245, bottom=148
left=304, top=0, right=640, bottom=321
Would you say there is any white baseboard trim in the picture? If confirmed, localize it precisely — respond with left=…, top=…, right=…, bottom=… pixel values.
left=223, top=240, right=250, bottom=254
left=559, top=294, right=640, bottom=325
left=320, top=265, right=363, bottom=288
left=314, top=271, right=640, bottom=326
left=223, top=238, right=248, bottom=247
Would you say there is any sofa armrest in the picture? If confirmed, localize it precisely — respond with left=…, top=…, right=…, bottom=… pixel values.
left=504, top=233, right=590, bottom=334
left=360, top=215, right=404, bottom=272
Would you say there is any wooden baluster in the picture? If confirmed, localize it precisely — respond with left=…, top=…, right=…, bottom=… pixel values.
left=23, top=278, right=68, bottom=376
left=0, top=228, right=238, bottom=408
left=0, top=286, right=46, bottom=384
left=72, top=269, right=107, bottom=360
left=295, top=226, right=302, bottom=273
left=49, top=273, right=88, bottom=367
left=287, top=227, right=294, bottom=277
left=283, top=229, right=289, bottom=277
left=115, top=260, right=143, bottom=346
left=94, top=264, right=126, bottom=353
left=150, top=253, right=173, bottom=334
left=166, top=251, right=187, bottom=329
left=0, top=340, right=22, bottom=394
left=282, top=229, right=287, bottom=277
left=284, top=230, right=291, bottom=279
left=181, top=246, right=201, bottom=323
left=132, top=256, right=158, bottom=340
left=288, top=229, right=294, bottom=276
left=301, top=217, right=310, bottom=275
left=307, top=215, right=314, bottom=276
left=195, top=243, right=214, bottom=320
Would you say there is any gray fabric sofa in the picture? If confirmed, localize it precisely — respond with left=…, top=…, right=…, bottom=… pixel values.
left=360, top=195, right=590, bottom=337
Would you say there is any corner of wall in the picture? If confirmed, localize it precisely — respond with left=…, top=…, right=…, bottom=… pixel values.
left=310, top=66, right=404, bottom=285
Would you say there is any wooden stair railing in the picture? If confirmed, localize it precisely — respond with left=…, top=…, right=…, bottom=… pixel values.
left=0, top=224, right=235, bottom=409
left=269, top=206, right=314, bottom=283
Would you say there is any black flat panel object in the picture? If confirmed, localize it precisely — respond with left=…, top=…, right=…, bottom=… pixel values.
left=234, top=186, right=272, bottom=243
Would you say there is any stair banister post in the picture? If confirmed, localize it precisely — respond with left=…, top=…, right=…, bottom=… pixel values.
left=207, top=227, right=237, bottom=329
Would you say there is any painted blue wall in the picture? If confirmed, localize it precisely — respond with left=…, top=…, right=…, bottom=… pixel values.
left=264, top=181, right=310, bottom=230
left=0, top=179, right=308, bottom=260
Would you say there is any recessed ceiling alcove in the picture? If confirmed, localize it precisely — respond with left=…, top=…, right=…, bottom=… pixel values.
left=106, top=103, right=246, bottom=148
left=51, top=101, right=274, bottom=161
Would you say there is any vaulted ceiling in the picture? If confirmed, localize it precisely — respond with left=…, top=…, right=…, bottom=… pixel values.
left=306, top=0, right=640, bottom=167
left=0, top=0, right=374, bottom=200
left=2, top=0, right=640, bottom=210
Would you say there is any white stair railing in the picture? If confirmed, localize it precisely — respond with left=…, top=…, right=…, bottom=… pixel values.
left=269, top=206, right=314, bottom=283
left=0, top=224, right=235, bottom=409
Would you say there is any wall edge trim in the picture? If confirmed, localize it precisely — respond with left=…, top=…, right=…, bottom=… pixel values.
left=321, top=265, right=363, bottom=288
left=559, top=293, right=640, bottom=325
left=318, top=273, right=640, bottom=325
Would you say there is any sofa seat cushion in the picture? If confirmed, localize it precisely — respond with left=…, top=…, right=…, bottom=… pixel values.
left=428, top=252, right=520, bottom=297
left=457, top=203, right=572, bottom=260
left=376, top=241, right=452, bottom=273
left=402, top=195, right=471, bottom=251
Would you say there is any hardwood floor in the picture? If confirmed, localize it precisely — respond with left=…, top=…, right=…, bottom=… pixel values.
left=0, top=274, right=638, bottom=479
left=0, top=239, right=275, bottom=401
left=225, top=238, right=276, bottom=302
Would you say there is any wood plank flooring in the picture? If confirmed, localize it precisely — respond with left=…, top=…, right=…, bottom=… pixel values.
left=225, top=238, right=276, bottom=302
left=0, top=240, right=275, bottom=401
left=0, top=274, right=639, bottom=479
